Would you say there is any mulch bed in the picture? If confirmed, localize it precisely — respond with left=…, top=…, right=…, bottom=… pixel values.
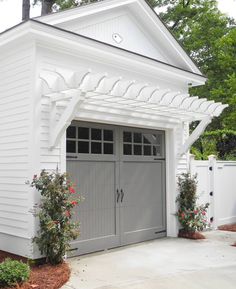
left=218, top=223, right=236, bottom=247
left=218, top=223, right=236, bottom=232
left=178, top=230, right=206, bottom=240
left=0, top=251, right=70, bottom=289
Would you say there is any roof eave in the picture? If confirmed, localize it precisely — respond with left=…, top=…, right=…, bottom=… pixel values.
left=0, top=20, right=207, bottom=86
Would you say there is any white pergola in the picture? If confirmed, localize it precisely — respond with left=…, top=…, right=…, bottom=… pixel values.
left=40, top=68, right=228, bottom=156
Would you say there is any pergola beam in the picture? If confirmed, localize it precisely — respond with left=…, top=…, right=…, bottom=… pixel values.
left=40, top=69, right=228, bottom=150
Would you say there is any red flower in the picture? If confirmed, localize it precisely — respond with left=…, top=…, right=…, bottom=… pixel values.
left=194, top=210, right=198, bottom=215
left=202, top=211, right=206, bottom=215
left=71, top=200, right=78, bottom=206
left=69, top=187, right=76, bottom=194
left=65, top=210, right=71, bottom=217
left=181, top=212, right=185, bottom=219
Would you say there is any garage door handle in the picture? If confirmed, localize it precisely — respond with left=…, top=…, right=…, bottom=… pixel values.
left=116, top=189, right=120, bottom=203
left=121, top=189, right=124, bottom=203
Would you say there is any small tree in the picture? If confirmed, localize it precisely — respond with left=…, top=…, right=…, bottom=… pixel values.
left=31, top=170, right=81, bottom=265
left=176, top=173, right=209, bottom=233
left=176, top=173, right=197, bottom=210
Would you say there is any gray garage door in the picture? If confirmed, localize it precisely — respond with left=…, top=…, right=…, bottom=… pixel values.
left=66, top=122, right=166, bottom=255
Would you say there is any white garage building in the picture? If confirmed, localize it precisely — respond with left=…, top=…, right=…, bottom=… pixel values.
left=0, top=0, right=227, bottom=258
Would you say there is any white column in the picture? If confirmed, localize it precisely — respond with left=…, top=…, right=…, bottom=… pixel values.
left=166, top=128, right=179, bottom=237
left=189, top=153, right=195, bottom=175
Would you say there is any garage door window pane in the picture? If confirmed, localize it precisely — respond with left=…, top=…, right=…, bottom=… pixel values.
left=78, top=141, right=89, bottom=153
left=91, top=142, right=102, bottom=154
left=123, top=132, right=132, bottom=143
left=124, top=144, right=132, bottom=155
left=144, top=145, right=151, bottom=156
left=91, top=129, right=102, bottom=140
left=155, top=134, right=162, bottom=145
left=104, top=130, right=113, bottom=141
left=104, top=143, right=113, bottom=154
left=67, top=126, right=76, bottom=139
left=78, top=127, right=89, bottom=139
left=67, top=141, right=76, bottom=153
left=134, top=145, right=142, bottom=155
left=133, top=133, right=142, bottom=143
left=143, top=135, right=151, bottom=144
left=153, top=146, right=161, bottom=156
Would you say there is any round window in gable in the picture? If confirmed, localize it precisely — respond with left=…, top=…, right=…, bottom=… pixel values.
left=112, top=33, right=123, bottom=44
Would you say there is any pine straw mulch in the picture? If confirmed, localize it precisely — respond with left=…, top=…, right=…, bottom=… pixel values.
left=178, top=230, right=205, bottom=240
left=0, top=251, right=70, bottom=289
left=218, top=223, right=236, bottom=233
left=218, top=223, right=236, bottom=247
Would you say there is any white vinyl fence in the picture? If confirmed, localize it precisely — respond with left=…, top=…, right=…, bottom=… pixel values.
left=190, top=155, right=236, bottom=228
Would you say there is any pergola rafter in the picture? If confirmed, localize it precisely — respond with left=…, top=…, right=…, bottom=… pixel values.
left=39, top=68, right=228, bottom=151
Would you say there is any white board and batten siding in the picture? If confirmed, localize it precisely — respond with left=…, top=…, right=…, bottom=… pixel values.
left=0, top=41, right=37, bottom=258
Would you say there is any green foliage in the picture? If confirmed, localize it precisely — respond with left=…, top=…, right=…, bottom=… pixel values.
left=176, top=173, right=209, bottom=232
left=154, top=0, right=236, bottom=131
left=0, top=259, right=30, bottom=287
left=31, top=170, right=81, bottom=265
left=146, top=0, right=159, bottom=7
left=191, top=129, right=236, bottom=160
left=54, top=0, right=103, bottom=10
left=34, top=0, right=104, bottom=13
left=176, top=173, right=197, bottom=210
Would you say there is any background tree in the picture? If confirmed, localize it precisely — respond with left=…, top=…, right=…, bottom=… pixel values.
left=153, top=0, right=236, bottom=159
left=34, top=0, right=103, bottom=15
left=22, top=0, right=30, bottom=20
left=40, top=0, right=54, bottom=15
left=154, top=0, right=235, bottom=129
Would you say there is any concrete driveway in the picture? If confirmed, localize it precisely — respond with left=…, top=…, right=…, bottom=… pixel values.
left=62, top=231, right=236, bottom=289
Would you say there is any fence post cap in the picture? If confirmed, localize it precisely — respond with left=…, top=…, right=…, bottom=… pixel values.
left=208, top=155, right=217, bottom=160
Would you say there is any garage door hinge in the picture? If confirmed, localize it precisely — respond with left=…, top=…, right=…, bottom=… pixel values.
left=155, top=230, right=166, bottom=234
left=209, top=191, right=213, bottom=196
left=68, top=248, right=78, bottom=252
left=209, top=166, right=213, bottom=171
left=67, top=156, right=78, bottom=159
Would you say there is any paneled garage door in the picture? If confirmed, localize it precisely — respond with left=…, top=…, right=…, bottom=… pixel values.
left=67, top=122, right=166, bottom=255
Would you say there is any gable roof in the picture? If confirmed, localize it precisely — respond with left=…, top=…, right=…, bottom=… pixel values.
left=0, top=19, right=205, bottom=87
left=35, top=0, right=204, bottom=77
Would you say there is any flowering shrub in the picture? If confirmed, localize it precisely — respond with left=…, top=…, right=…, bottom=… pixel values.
left=31, top=170, right=81, bottom=265
left=177, top=204, right=209, bottom=232
left=176, top=173, right=210, bottom=232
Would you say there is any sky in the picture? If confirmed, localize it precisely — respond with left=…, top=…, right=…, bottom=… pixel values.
left=0, top=0, right=236, bottom=33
